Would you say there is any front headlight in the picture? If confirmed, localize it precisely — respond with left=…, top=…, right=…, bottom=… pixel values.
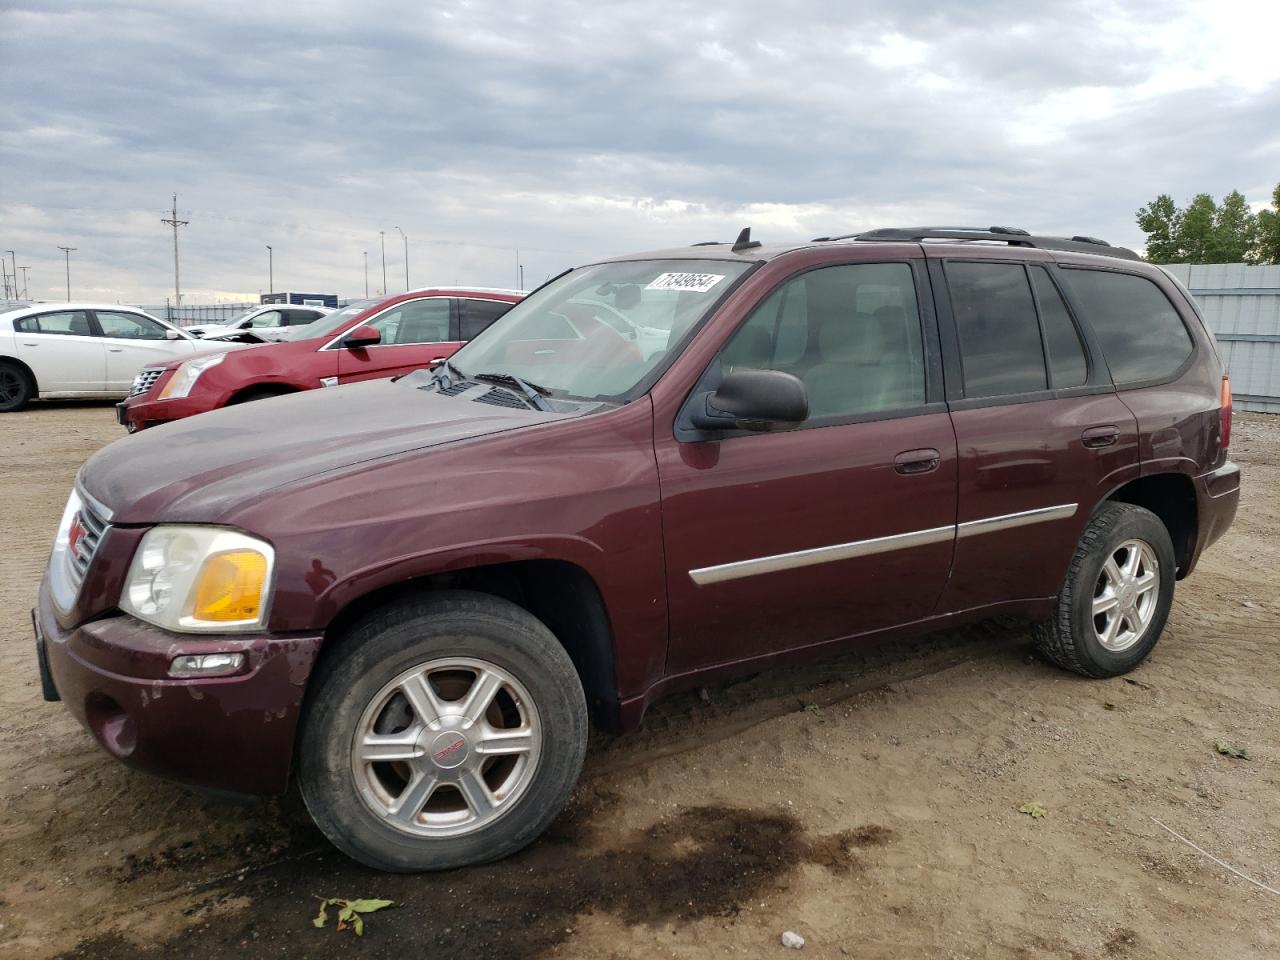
left=157, top=352, right=226, bottom=399
left=120, top=526, right=274, bottom=633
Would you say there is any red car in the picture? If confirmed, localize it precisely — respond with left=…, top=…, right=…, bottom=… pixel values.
left=116, top=287, right=521, bottom=430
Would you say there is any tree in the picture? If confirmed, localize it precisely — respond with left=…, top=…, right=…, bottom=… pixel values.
left=1135, top=186, right=1276, bottom=264
left=1257, top=184, right=1280, bottom=265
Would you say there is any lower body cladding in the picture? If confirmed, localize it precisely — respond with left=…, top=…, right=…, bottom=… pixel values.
left=35, top=578, right=322, bottom=796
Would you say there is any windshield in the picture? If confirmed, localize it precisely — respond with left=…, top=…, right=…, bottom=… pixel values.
left=287, top=300, right=379, bottom=341
left=447, top=259, right=751, bottom=400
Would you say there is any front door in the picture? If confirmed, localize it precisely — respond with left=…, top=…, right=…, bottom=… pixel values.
left=337, top=296, right=460, bottom=384
left=95, top=311, right=185, bottom=392
left=927, top=255, right=1141, bottom=612
left=656, top=260, right=959, bottom=675
left=14, top=310, right=105, bottom=392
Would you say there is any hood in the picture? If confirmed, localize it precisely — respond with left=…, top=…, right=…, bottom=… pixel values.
left=83, top=379, right=566, bottom=523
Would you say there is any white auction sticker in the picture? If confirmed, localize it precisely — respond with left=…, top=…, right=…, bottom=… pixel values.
left=645, top=272, right=727, bottom=293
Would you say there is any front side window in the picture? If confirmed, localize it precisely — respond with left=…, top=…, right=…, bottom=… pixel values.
left=369, top=298, right=450, bottom=345
left=946, top=262, right=1046, bottom=398
left=247, top=310, right=284, bottom=328
left=459, top=298, right=514, bottom=340
left=1060, top=269, right=1194, bottom=385
left=449, top=259, right=752, bottom=401
left=97, top=311, right=168, bottom=340
left=718, top=262, right=926, bottom=419
left=15, top=311, right=94, bottom=336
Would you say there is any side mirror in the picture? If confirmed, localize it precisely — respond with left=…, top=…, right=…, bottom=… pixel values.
left=690, top=368, right=808, bottom=432
left=341, top=325, right=381, bottom=348
left=164, top=329, right=182, bottom=340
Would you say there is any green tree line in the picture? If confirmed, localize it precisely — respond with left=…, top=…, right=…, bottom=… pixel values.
left=1136, top=184, right=1280, bottom=264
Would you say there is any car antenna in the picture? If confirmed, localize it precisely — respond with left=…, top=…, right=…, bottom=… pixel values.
left=731, top=227, right=761, bottom=252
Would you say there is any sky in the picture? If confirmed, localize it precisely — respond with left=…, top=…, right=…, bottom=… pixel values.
left=2, top=0, right=1279, bottom=305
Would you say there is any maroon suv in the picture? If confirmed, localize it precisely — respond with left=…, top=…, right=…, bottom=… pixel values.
left=35, top=226, right=1239, bottom=872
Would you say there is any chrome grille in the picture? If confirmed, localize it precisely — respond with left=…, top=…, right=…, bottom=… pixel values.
left=130, top=368, right=165, bottom=396
left=67, top=499, right=108, bottom=591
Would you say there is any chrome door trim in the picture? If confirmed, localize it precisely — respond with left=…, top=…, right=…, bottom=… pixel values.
left=687, top=503, right=1079, bottom=586
left=688, top=525, right=956, bottom=586
left=956, top=503, right=1077, bottom=538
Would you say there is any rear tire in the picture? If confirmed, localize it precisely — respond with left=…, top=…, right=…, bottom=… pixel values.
left=1033, top=502, right=1175, bottom=678
left=0, top=361, right=34, bottom=412
left=298, top=591, right=588, bottom=872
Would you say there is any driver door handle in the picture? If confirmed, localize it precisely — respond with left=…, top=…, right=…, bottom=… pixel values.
left=894, top=448, right=941, bottom=475
left=1082, top=425, right=1119, bottom=448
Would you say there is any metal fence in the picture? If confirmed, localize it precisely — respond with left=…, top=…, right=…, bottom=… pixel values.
left=139, top=302, right=259, bottom=327
left=1164, top=263, right=1280, bottom=414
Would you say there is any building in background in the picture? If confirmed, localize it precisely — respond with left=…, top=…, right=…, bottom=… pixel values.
left=1164, top=264, right=1280, bottom=414
left=260, top=291, right=339, bottom=308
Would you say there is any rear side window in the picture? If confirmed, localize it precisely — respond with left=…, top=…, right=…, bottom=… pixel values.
left=459, top=298, right=514, bottom=340
left=1028, top=265, right=1088, bottom=388
left=14, top=311, right=93, bottom=336
left=1060, top=269, right=1193, bottom=385
left=946, top=262, right=1046, bottom=398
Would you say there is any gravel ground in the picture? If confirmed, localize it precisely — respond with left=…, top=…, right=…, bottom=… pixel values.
left=0, top=402, right=1277, bottom=960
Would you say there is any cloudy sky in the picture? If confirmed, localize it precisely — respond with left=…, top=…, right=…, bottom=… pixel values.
left=2, top=0, right=1278, bottom=305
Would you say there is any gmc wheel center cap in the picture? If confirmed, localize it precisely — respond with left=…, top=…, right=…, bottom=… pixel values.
left=429, top=731, right=469, bottom=769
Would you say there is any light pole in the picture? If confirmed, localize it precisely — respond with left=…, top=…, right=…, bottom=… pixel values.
left=58, top=246, right=76, bottom=300
left=394, top=226, right=408, bottom=291
left=379, top=231, right=387, bottom=296
left=363, top=251, right=368, bottom=297
left=266, top=245, right=273, bottom=294
left=5, top=251, right=15, bottom=299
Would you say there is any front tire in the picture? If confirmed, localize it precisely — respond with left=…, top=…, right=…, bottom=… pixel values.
left=1033, top=502, right=1176, bottom=678
left=0, top=361, right=34, bottom=412
left=298, top=591, right=588, bottom=872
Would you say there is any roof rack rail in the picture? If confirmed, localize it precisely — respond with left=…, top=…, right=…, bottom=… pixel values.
left=810, top=226, right=1141, bottom=261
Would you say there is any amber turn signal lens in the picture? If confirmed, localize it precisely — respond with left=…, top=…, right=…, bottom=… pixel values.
left=191, top=550, right=268, bottom=622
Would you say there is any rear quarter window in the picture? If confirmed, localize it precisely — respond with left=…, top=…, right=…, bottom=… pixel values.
left=1061, top=269, right=1194, bottom=385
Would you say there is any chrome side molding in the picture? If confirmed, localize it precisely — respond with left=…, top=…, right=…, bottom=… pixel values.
left=689, top=503, right=1078, bottom=586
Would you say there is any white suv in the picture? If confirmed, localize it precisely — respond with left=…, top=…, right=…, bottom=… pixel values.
left=187, top=304, right=332, bottom=340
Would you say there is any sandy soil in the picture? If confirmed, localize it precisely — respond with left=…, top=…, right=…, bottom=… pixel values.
left=0, top=403, right=1276, bottom=960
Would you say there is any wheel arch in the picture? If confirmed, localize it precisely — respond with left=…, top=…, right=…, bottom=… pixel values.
left=0, top=354, right=39, bottom=393
left=317, top=558, right=622, bottom=730
left=1100, top=472, right=1198, bottom=578
left=227, top=382, right=301, bottom=404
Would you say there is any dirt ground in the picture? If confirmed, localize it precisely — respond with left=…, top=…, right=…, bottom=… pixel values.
left=0, top=403, right=1277, bottom=960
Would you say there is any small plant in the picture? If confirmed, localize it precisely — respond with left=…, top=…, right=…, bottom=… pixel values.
left=1214, top=740, right=1251, bottom=760
left=313, top=896, right=396, bottom=936
left=1019, top=801, right=1048, bottom=819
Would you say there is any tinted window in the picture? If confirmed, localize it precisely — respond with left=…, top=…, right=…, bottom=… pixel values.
left=947, top=262, right=1046, bottom=398
left=369, top=298, right=450, bottom=345
left=14, top=311, right=93, bottom=336
left=288, top=309, right=323, bottom=325
left=97, top=311, right=168, bottom=340
left=719, top=263, right=926, bottom=419
left=1028, top=265, right=1088, bottom=388
left=1061, top=269, right=1194, bottom=385
left=459, top=298, right=514, bottom=340
left=247, top=310, right=284, bottom=328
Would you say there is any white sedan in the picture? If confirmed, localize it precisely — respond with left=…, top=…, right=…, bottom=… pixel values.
left=0, top=303, right=241, bottom=412
left=186, top=304, right=332, bottom=340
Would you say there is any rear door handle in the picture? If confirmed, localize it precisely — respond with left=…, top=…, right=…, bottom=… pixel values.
left=894, top=448, right=941, bottom=475
left=1081, top=425, right=1119, bottom=448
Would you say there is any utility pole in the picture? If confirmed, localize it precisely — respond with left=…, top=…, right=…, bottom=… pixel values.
left=19, top=266, right=30, bottom=299
left=363, top=251, right=368, bottom=297
left=5, top=251, right=15, bottom=299
left=0, top=259, right=9, bottom=300
left=58, top=246, right=76, bottom=300
left=161, top=194, right=189, bottom=307
left=379, top=231, right=387, bottom=296
left=394, top=226, right=409, bottom=291
left=266, top=245, right=273, bottom=293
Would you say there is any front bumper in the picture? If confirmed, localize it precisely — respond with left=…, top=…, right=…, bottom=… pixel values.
left=36, top=574, right=323, bottom=796
left=116, top=391, right=215, bottom=431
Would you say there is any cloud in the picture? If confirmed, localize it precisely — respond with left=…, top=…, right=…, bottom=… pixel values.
left=2, top=0, right=1278, bottom=303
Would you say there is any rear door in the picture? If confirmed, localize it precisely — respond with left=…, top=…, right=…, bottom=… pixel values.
left=13, top=310, right=106, bottom=392
left=656, top=258, right=959, bottom=673
left=95, top=311, right=192, bottom=391
left=928, top=253, right=1140, bottom=612
left=336, top=296, right=458, bottom=383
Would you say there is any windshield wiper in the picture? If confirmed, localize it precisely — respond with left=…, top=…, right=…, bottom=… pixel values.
left=471, top=371, right=553, bottom=411
left=431, top=360, right=466, bottom=389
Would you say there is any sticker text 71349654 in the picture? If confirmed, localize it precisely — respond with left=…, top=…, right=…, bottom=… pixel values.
left=645, top=272, right=727, bottom=294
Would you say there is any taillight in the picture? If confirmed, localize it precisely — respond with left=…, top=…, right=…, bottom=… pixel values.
left=1219, top=374, right=1232, bottom=453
